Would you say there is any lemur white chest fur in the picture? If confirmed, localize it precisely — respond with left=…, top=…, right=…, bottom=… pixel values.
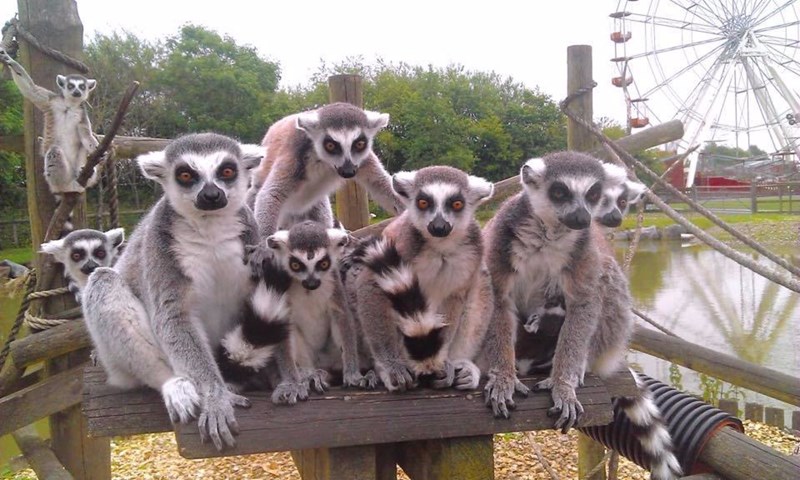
left=411, top=235, right=478, bottom=309
left=173, top=213, right=250, bottom=347
left=287, top=279, right=337, bottom=352
left=278, top=159, right=343, bottom=227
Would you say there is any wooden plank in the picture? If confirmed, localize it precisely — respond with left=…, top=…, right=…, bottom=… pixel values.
left=10, top=320, right=91, bottom=368
left=0, top=365, right=84, bottom=437
left=329, top=74, right=370, bottom=231
left=698, top=427, right=800, bottom=480
left=175, top=373, right=623, bottom=459
left=764, top=407, right=784, bottom=428
left=292, top=446, right=379, bottom=480
left=744, top=403, right=764, bottom=422
left=396, top=436, right=493, bottom=480
left=82, top=366, right=172, bottom=437
left=632, top=326, right=800, bottom=407
left=12, top=425, right=73, bottom=480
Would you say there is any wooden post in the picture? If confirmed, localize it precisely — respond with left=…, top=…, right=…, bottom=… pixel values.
left=764, top=407, right=784, bottom=428
left=395, top=436, right=494, bottom=480
left=717, top=399, right=738, bottom=417
left=16, top=1, right=110, bottom=478
left=328, top=74, right=371, bottom=231
left=745, top=403, right=764, bottom=422
left=568, top=44, right=606, bottom=480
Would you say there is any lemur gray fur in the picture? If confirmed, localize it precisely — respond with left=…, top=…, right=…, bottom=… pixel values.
left=0, top=48, right=101, bottom=198
left=495, top=154, right=680, bottom=479
left=344, top=166, right=498, bottom=398
left=81, top=133, right=272, bottom=451
left=251, top=102, right=402, bottom=238
left=40, top=228, right=125, bottom=304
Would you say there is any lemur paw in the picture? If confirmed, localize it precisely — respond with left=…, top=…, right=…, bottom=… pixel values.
left=453, top=359, right=481, bottom=390
left=378, top=361, right=414, bottom=392
left=360, top=370, right=380, bottom=390
left=431, top=360, right=456, bottom=389
left=523, top=313, right=542, bottom=333
left=343, top=369, right=377, bottom=390
left=535, top=378, right=584, bottom=433
left=198, top=385, right=249, bottom=451
left=271, top=380, right=309, bottom=405
left=484, top=370, right=530, bottom=419
left=161, top=376, right=200, bottom=424
left=300, top=368, right=329, bottom=393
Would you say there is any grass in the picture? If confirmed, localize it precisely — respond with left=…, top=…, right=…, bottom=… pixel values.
left=619, top=211, right=795, bottom=231
left=0, top=247, right=34, bottom=266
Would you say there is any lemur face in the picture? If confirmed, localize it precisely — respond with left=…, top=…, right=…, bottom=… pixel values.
left=40, top=228, right=124, bottom=288
left=391, top=166, right=493, bottom=239
left=137, top=133, right=264, bottom=216
left=56, top=74, right=96, bottom=102
left=267, top=221, right=348, bottom=291
left=520, top=153, right=607, bottom=230
left=296, top=103, right=389, bottom=179
left=595, top=164, right=647, bottom=228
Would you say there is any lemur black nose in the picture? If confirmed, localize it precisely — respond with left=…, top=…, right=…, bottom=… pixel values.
left=337, top=161, right=357, bottom=179
left=71, top=91, right=82, bottom=97
left=302, top=278, right=321, bottom=290
left=80, top=260, right=99, bottom=275
left=196, top=184, right=228, bottom=211
left=562, top=208, right=592, bottom=230
left=601, top=209, right=623, bottom=228
left=427, top=215, right=452, bottom=237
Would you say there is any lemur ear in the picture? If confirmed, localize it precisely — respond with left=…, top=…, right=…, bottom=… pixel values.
left=626, top=180, right=647, bottom=204
left=136, top=151, right=167, bottom=181
left=391, top=171, right=416, bottom=199
left=86, top=79, right=97, bottom=91
left=365, top=110, right=390, bottom=132
left=266, top=230, right=289, bottom=251
left=467, top=175, right=494, bottom=204
left=40, top=238, right=67, bottom=260
left=520, top=158, right=546, bottom=188
left=239, top=144, right=266, bottom=170
left=295, top=111, right=320, bottom=133
left=327, top=228, right=350, bottom=249
left=602, top=162, right=628, bottom=185
left=56, top=75, right=67, bottom=89
left=104, top=228, right=125, bottom=249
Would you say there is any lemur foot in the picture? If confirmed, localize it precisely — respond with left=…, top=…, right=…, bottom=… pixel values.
left=161, top=376, right=200, bottom=424
left=271, top=380, right=309, bottom=405
left=343, top=369, right=377, bottom=390
left=300, top=367, right=329, bottom=393
left=534, top=377, right=584, bottom=433
left=378, top=361, right=414, bottom=392
left=198, top=384, right=250, bottom=451
left=431, top=360, right=456, bottom=389
left=523, top=312, right=542, bottom=333
left=453, top=359, right=481, bottom=390
left=484, top=370, right=530, bottom=419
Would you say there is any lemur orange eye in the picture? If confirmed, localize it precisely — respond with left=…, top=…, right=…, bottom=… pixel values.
left=318, top=259, right=330, bottom=270
left=451, top=200, right=464, bottom=211
left=93, top=248, right=106, bottom=259
left=290, top=260, right=302, bottom=272
left=353, top=139, right=367, bottom=152
left=220, top=167, right=236, bottom=179
left=71, top=252, right=83, bottom=262
left=324, top=140, right=338, bottom=153
left=176, top=171, right=194, bottom=184
left=417, top=199, right=429, bottom=210
left=618, top=198, right=628, bottom=208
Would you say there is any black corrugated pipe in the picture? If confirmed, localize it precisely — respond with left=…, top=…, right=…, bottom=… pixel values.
left=579, top=373, right=743, bottom=475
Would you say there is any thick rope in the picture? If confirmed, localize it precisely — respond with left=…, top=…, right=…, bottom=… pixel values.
left=632, top=307, right=680, bottom=338
left=525, top=432, right=561, bottom=480
left=4, top=18, right=89, bottom=73
left=581, top=449, right=614, bottom=480
left=24, top=309, right=71, bottom=330
left=106, top=150, right=120, bottom=229
left=607, top=451, right=619, bottom=480
left=0, top=271, right=36, bottom=372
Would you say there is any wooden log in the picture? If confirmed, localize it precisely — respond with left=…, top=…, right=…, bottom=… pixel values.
left=567, top=45, right=595, bottom=152
left=0, top=134, right=25, bottom=154
left=744, top=403, right=764, bottom=422
left=12, top=425, right=73, bottom=480
left=329, top=74, right=371, bottom=231
left=0, top=364, right=84, bottom=437
left=717, top=399, right=738, bottom=417
left=631, top=326, right=800, bottom=407
left=698, top=427, right=800, bottom=480
left=98, top=135, right=169, bottom=158
left=10, top=319, right=91, bottom=367
left=764, top=407, right=784, bottom=428
left=395, top=436, right=494, bottom=480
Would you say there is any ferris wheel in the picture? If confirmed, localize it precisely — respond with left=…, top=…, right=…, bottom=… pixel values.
left=610, top=0, right=800, bottom=186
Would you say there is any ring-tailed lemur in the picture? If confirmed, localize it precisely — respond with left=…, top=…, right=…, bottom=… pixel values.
left=595, top=163, right=647, bottom=228
left=492, top=153, right=680, bottom=479
left=220, top=220, right=374, bottom=394
left=1, top=48, right=101, bottom=235
left=81, top=133, right=270, bottom=451
left=344, top=166, right=499, bottom=397
left=40, top=228, right=125, bottom=304
left=251, top=102, right=402, bottom=237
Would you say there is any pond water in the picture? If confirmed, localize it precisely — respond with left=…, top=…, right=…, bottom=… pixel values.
left=0, top=239, right=797, bottom=467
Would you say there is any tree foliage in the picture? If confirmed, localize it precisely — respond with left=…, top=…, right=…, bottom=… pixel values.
left=0, top=78, right=24, bottom=213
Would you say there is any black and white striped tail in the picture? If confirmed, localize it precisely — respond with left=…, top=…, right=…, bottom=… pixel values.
left=616, top=369, right=682, bottom=480
left=218, top=256, right=292, bottom=385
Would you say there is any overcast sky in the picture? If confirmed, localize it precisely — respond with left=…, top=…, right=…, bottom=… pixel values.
left=2, top=0, right=632, bottom=122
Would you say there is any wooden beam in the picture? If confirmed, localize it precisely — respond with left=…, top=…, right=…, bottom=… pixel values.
left=0, top=364, right=84, bottom=437
left=631, top=326, right=800, bottom=407
left=12, top=425, right=73, bottom=480
left=10, top=319, right=91, bottom=368
left=698, top=427, right=800, bottom=480
left=395, top=436, right=494, bottom=480
left=291, top=445, right=389, bottom=480
left=99, top=135, right=169, bottom=159
left=329, top=74, right=371, bottom=231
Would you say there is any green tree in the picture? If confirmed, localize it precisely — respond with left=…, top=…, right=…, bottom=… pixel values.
left=0, top=77, right=25, bottom=214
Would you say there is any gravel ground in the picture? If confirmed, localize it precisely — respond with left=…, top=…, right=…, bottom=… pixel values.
left=707, top=219, right=800, bottom=247
left=6, top=421, right=798, bottom=479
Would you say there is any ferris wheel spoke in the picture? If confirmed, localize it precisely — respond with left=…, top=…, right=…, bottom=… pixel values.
left=668, top=0, right=723, bottom=27
left=639, top=43, right=728, bottom=99
left=752, top=0, right=799, bottom=29
left=763, top=44, right=800, bottom=76
left=627, top=35, right=726, bottom=60
left=754, top=19, right=800, bottom=34
left=626, top=13, right=720, bottom=34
